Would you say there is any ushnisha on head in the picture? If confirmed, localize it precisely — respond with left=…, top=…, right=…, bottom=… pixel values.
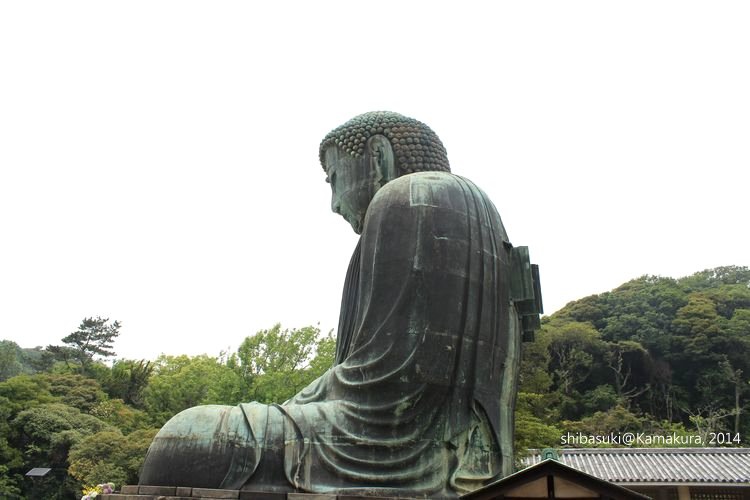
left=319, top=111, right=450, bottom=234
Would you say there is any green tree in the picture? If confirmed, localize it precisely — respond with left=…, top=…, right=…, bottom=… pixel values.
left=556, top=293, right=611, bottom=331
left=143, top=354, right=244, bottom=425
left=12, top=403, right=113, bottom=463
left=725, top=308, right=750, bottom=428
left=518, top=330, right=553, bottom=394
left=89, top=399, right=150, bottom=434
left=0, top=396, right=24, bottom=499
left=563, top=405, right=645, bottom=440
left=672, top=293, right=721, bottom=339
left=38, top=373, right=107, bottom=412
left=580, top=384, right=619, bottom=414
left=22, top=345, right=56, bottom=373
left=101, top=359, right=153, bottom=408
left=57, top=317, right=121, bottom=372
left=10, top=403, right=114, bottom=499
left=544, top=321, right=604, bottom=398
left=68, top=428, right=158, bottom=488
left=598, top=276, right=686, bottom=356
left=670, top=292, right=750, bottom=423
left=0, top=340, right=23, bottom=382
left=233, top=324, right=335, bottom=404
left=678, top=265, right=750, bottom=291
left=514, top=392, right=561, bottom=462
left=603, top=340, right=651, bottom=405
left=0, top=374, right=56, bottom=415
left=308, top=332, right=336, bottom=376
left=0, top=463, right=22, bottom=499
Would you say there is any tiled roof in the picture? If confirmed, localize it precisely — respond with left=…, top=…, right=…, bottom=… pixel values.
left=524, top=448, right=750, bottom=484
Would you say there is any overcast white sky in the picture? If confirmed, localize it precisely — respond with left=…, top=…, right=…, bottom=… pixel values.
left=1, top=1, right=747, bottom=361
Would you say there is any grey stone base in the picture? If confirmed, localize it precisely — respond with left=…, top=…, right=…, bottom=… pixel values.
left=102, top=485, right=418, bottom=500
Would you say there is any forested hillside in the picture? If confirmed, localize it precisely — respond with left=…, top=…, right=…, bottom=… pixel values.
left=1, top=266, right=748, bottom=498
left=516, top=265, right=750, bottom=452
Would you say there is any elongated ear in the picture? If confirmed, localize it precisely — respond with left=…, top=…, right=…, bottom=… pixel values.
left=367, top=134, right=396, bottom=186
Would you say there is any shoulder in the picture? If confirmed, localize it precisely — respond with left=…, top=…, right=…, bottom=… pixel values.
left=370, top=172, right=488, bottom=211
left=380, top=171, right=461, bottom=192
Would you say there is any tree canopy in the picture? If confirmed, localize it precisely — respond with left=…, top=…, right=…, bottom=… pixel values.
left=516, top=265, right=750, bottom=456
left=59, top=317, right=121, bottom=370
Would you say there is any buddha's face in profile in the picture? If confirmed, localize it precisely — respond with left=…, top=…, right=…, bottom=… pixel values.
left=323, top=139, right=394, bottom=234
left=323, top=146, right=378, bottom=234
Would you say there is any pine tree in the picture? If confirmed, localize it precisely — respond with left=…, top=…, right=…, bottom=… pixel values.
left=61, top=316, right=121, bottom=369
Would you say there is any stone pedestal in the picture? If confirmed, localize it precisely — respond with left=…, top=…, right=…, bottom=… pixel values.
left=102, top=485, right=418, bottom=500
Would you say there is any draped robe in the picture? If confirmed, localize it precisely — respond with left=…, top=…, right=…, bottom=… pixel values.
left=140, top=171, right=522, bottom=497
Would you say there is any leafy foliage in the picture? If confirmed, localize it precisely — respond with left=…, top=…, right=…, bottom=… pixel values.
left=89, top=399, right=151, bottom=434
left=232, top=324, right=335, bottom=403
left=100, top=359, right=153, bottom=408
left=0, top=396, right=24, bottom=498
left=38, top=373, right=107, bottom=412
left=142, top=354, right=245, bottom=426
left=515, top=392, right=562, bottom=459
left=0, top=374, right=56, bottom=414
left=8, top=403, right=115, bottom=498
left=0, top=340, right=24, bottom=382
left=12, top=403, right=114, bottom=463
left=68, top=428, right=158, bottom=488
left=516, top=265, right=750, bottom=452
left=0, top=463, right=22, bottom=499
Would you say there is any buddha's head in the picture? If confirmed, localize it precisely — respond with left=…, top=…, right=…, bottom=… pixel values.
left=319, top=111, right=450, bottom=234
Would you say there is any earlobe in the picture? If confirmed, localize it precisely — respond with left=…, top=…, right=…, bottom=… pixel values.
left=368, top=134, right=396, bottom=186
